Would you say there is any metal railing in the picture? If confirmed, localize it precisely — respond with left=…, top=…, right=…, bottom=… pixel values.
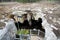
left=14, top=29, right=42, bottom=40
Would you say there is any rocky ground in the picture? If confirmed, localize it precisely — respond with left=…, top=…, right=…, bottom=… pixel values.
left=0, top=2, right=60, bottom=40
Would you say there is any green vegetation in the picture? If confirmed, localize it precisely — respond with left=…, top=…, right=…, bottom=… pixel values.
left=0, top=0, right=60, bottom=3
left=47, top=0, right=60, bottom=1
left=17, top=29, right=29, bottom=35
left=15, top=0, right=60, bottom=3
left=16, top=0, right=41, bottom=3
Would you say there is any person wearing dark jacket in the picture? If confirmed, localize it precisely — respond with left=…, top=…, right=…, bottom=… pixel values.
left=37, top=18, right=45, bottom=32
left=27, top=12, right=36, bottom=29
left=22, top=14, right=29, bottom=29
left=15, top=21, right=23, bottom=30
